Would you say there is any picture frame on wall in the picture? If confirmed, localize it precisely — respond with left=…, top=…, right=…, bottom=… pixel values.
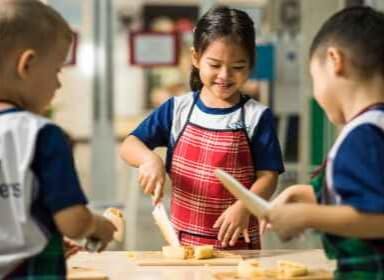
left=129, top=31, right=180, bottom=67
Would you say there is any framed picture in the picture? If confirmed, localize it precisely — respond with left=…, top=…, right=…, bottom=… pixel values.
left=64, top=31, right=78, bottom=66
left=129, top=31, right=179, bottom=67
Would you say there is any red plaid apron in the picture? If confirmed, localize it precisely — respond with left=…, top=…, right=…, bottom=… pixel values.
left=170, top=96, right=260, bottom=249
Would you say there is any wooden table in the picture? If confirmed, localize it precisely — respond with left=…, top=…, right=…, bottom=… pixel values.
left=67, top=249, right=335, bottom=280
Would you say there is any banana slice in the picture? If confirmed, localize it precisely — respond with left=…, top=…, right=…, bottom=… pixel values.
left=277, top=260, right=308, bottom=278
left=238, top=259, right=262, bottom=278
left=162, top=245, right=215, bottom=260
left=103, top=208, right=124, bottom=242
left=162, top=246, right=188, bottom=259
left=194, top=245, right=214, bottom=259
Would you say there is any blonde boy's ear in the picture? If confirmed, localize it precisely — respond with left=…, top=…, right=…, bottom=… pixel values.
left=326, top=47, right=344, bottom=75
left=17, top=49, right=36, bottom=79
left=191, top=47, right=200, bottom=68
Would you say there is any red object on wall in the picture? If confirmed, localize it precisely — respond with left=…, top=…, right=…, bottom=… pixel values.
left=175, top=18, right=194, bottom=32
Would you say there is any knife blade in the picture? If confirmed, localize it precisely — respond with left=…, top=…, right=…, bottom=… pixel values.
left=214, top=169, right=271, bottom=218
left=152, top=202, right=180, bottom=246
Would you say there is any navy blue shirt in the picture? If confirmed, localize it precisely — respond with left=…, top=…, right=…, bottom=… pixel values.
left=332, top=119, right=384, bottom=213
left=131, top=93, right=284, bottom=173
left=31, top=124, right=88, bottom=234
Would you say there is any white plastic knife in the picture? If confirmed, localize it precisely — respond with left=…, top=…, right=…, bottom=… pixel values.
left=152, top=202, right=180, bottom=246
left=215, top=169, right=271, bottom=218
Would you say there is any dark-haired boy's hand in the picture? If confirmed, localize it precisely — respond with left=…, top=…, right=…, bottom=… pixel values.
left=260, top=184, right=316, bottom=236
left=259, top=187, right=293, bottom=235
left=266, top=203, right=310, bottom=242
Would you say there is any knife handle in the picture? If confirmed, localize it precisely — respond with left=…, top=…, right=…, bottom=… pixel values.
left=151, top=182, right=163, bottom=205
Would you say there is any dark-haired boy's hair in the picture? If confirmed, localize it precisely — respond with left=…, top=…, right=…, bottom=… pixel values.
left=310, top=6, right=384, bottom=79
left=190, top=6, right=255, bottom=92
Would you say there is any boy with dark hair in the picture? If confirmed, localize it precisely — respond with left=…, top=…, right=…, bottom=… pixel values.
left=266, top=6, right=384, bottom=279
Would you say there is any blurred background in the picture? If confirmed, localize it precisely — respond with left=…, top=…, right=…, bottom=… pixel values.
left=42, top=0, right=382, bottom=251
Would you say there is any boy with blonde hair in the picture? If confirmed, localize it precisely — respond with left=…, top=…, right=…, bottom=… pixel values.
left=0, top=0, right=115, bottom=278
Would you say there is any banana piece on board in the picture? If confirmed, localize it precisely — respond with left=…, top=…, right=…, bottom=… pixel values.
left=162, top=246, right=188, bottom=259
left=185, top=246, right=194, bottom=258
left=238, top=259, right=278, bottom=278
left=277, top=260, right=309, bottom=278
left=194, top=245, right=214, bottom=259
left=162, top=245, right=214, bottom=260
left=238, top=259, right=262, bottom=278
left=103, top=207, right=125, bottom=242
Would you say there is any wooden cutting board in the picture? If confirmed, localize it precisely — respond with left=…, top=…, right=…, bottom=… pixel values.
left=214, top=270, right=333, bottom=280
left=67, top=266, right=108, bottom=280
left=127, top=250, right=242, bottom=266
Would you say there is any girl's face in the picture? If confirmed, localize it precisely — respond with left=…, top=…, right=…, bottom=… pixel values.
left=192, top=37, right=251, bottom=105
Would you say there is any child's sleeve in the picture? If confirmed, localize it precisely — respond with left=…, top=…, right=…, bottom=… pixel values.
left=31, top=124, right=87, bottom=214
left=130, top=98, right=174, bottom=149
left=250, top=108, right=285, bottom=173
left=333, top=124, right=384, bottom=213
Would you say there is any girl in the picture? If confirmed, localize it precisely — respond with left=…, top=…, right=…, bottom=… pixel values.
left=120, top=6, right=284, bottom=249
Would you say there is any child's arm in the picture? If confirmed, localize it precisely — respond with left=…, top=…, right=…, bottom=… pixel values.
left=120, top=135, right=162, bottom=168
left=54, top=205, right=115, bottom=251
left=272, top=184, right=317, bottom=205
left=267, top=203, right=384, bottom=241
left=120, top=99, right=173, bottom=203
left=308, top=205, right=384, bottom=238
left=249, top=170, right=278, bottom=199
left=120, top=135, right=165, bottom=203
left=31, top=125, right=116, bottom=251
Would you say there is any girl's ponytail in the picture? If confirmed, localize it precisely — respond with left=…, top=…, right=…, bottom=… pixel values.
left=189, top=65, right=203, bottom=92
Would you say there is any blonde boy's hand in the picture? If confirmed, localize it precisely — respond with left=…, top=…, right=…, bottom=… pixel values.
left=213, top=201, right=251, bottom=247
left=138, top=154, right=166, bottom=204
left=89, top=215, right=116, bottom=252
left=63, top=237, right=83, bottom=259
left=266, top=203, right=310, bottom=242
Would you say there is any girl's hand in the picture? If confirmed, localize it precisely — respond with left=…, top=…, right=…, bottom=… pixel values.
left=266, top=203, right=310, bottom=242
left=213, top=201, right=251, bottom=247
left=138, top=154, right=166, bottom=204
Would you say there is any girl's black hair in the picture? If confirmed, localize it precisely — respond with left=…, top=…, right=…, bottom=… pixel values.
left=310, top=6, right=384, bottom=78
left=190, top=6, right=256, bottom=92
